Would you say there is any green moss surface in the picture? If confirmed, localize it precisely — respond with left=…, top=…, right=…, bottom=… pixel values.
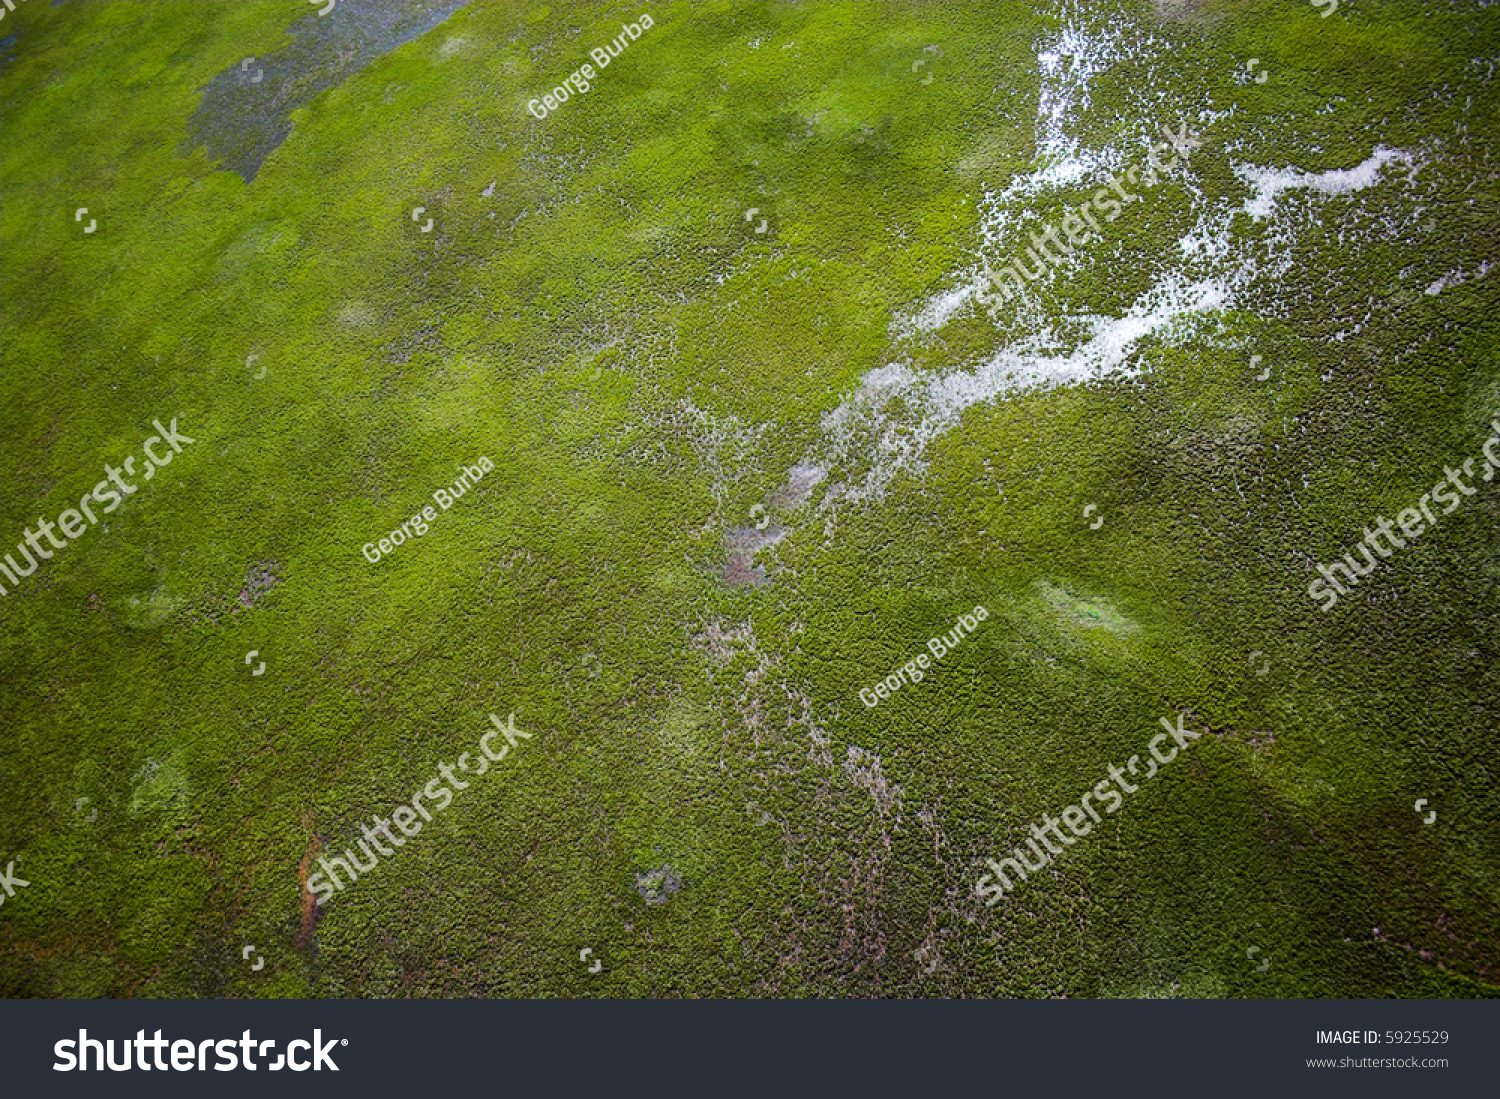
left=1, top=0, right=1496, bottom=997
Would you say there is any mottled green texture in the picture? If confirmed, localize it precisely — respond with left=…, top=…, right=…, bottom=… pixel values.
left=1, top=0, right=1496, bottom=999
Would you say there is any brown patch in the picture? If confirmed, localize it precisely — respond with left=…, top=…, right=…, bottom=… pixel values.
left=1213, top=725, right=1277, bottom=753
left=183, top=560, right=282, bottom=628
left=238, top=561, right=281, bottom=609
left=722, top=554, right=766, bottom=587
left=722, top=521, right=781, bottom=588
left=1152, top=0, right=1208, bottom=18
left=634, top=866, right=683, bottom=906
left=769, top=462, right=826, bottom=510
left=296, top=813, right=323, bottom=949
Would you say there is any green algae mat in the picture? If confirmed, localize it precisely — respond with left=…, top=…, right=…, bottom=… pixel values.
left=1, top=0, right=1497, bottom=998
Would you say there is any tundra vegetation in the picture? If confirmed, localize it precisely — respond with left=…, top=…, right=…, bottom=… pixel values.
left=1, top=0, right=1496, bottom=998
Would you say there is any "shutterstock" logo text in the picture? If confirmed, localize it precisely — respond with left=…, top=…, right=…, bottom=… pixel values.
left=1309, top=419, right=1500, bottom=612
left=976, top=714, right=1204, bottom=904
left=1, top=418, right=195, bottom=597
left=55, top=1030, right=343, bottom=1072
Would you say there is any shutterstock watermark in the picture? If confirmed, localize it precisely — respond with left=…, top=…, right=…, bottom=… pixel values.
left=975, top=714, right=1204, bottom=904
left=54, top=1030, right=343, bottom=1072
left=977, top=121, right=1204, bottom=312
left=307, top=713, right=534, bottom=905
left=859, top=606, right=989, bottom=708
left=0, top=860, right=29, bottom=907
left=0, top=418, right=195, bottom=597
left=526, top=13, right=655, bottom=120
left=1309, top=419, right=1500, bottom=612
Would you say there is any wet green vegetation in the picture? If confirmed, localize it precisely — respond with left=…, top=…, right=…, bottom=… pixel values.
left=1, top=0, right=1496, bottom=998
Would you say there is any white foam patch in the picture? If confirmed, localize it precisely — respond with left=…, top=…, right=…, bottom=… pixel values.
left=893, top=21, right=1155, bottom=342
left=1033, top=28, right=1120, bottom=175
left=817, top=278, right=1227, bottom=507
left=903, top=281, right=980, bottom=338
left=779, top=17, right=1422, bottom=524
left=1425, top=259, right=1491, bottom=296
left=1233, top=146, right=1414, bottom=220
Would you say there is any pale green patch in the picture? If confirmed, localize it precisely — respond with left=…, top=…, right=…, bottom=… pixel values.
left=336, top=300, right=379, bottom=329
left=212, top=221, right=301, bottom=283
left=117, top=587, right=186, bottom=631
left=657, top=694, right=711, bottom=763
left=129, top=751, right=191, bottom=819
left=1031, top=579, right=1138, bottom=638
left=1108, top=970, right=1228, bottom=999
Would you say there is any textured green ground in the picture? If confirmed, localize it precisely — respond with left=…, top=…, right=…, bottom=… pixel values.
left=1, top=0, right=1497, bottom=997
